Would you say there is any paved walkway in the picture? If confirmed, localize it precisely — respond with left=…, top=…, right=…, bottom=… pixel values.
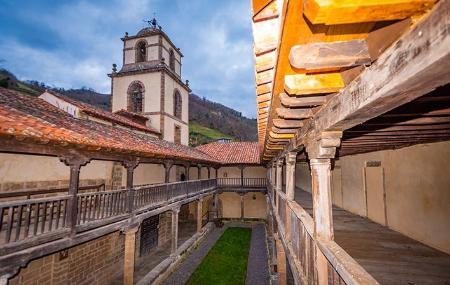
left=246, top=223, right=270, bottom=285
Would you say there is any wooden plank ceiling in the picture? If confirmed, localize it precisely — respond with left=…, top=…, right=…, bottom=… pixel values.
left=250, top=0, right=437, bottom=163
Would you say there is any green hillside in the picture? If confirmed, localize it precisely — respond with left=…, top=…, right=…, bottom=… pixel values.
left=189, top=123, right=234, bottom=146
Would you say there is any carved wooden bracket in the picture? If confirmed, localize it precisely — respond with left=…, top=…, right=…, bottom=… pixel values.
left=306, top=131, right=342, bottom=159
left=163, top=160, right=174, bottom=170
left=286, top=152, right=297, bottom=166
left=121, top=158, right=140, bottom=170
left=59, top=154, right=91, bottom=168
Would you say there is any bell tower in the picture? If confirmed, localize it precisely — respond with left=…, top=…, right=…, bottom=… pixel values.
left=109, top=19, right=190, bottom=145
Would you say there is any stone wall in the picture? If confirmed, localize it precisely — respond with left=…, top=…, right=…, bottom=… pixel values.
left=158, top=211, right=172, bottom=247
left=9, top=232, right=124, bottom=285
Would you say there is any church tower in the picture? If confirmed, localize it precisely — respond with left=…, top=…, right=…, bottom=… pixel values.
left=109, top=19, right=190, bottom=145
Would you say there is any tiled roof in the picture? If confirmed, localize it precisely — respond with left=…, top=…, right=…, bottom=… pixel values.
left=0, top=87, right=218, bottom=164
left=44, top=90, right=160, bottom=135
left=196, top=142, right=261, bottom=165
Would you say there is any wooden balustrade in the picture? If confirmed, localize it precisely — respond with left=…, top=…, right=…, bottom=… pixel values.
left=269, top=183, right=378, bottom=285
left=0, top=179, right=217, bottom=249
left=217, top=178, right=267, bottom=188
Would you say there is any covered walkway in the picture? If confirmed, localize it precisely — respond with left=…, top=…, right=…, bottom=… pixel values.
left=294, top=189, right=450, bottom=285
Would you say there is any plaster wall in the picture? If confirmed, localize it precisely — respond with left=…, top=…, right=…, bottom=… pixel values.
left=39, top=92, right=79, bottom=117
left=217, top=166, right=266, bottom=178
left=295, top=162, right=311, bottom=193
left=243, top=192, right=267, bottom=219
left=335, top=141, right=450, bottom=254
left=219, top=192, right=241, bottom=219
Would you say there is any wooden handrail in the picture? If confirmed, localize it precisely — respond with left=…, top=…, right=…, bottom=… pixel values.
left=0, top=184, right=105, bottom=199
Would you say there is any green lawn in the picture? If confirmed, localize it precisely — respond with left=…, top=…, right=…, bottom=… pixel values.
left=186, top=227, right=252, bottom=285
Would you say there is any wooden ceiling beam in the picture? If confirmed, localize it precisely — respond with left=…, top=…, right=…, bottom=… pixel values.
left=256, top=69, right=274, bottom=85
left=272, top=126, right=298, bottom=134
left=284, top=73, right=345, bottom=95
left=273, top=118, right=304, bottom=129
left=256, top=93, right=271, bottom=103
left=280, top=92, right=329, bottom=107
left=256, top=83, right=272, bottom=95
left=276, top=107, right=314, bottom=119
left=303, top=0, right=436, bottom=25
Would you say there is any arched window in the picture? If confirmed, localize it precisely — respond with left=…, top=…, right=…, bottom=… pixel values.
left=169, top=49, right=175, bottom=71
left=127, top=81, right=145, bottom=113
left=136, top=41, right=147, bottom=63
left=173, top=90, right=182, bottom=119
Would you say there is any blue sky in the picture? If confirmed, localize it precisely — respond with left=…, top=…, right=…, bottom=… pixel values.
left=0, top=0, right=257, bottom=118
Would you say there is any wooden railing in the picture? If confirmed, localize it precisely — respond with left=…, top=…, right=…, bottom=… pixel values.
left=0, top=179, right=217, bottom=251
left=268, top=182, right=379, bottom=285
left=217, top=178, right=267, bottom=188
left=0, top=184, right=105, bottom=200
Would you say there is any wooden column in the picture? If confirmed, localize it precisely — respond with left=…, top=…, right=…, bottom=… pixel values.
left=239, top=165, right=245, bottom=188
left=306, top=131, right=342, bottom=285
left=163, top=160, right=173, bottom=183
left=184, top=163, right=190, bottom=180
left=59, top=155, right=90, bottom=234
left=285, top=152, right=297, bottom=201
left=207, top=167, right=211, bottom=179
left=197, top=198, right=203, bottom=232
left=197, top=165, right=202, bottom=179
left=171, top=207, right=180, bottom=254
left=123, top=227, right=138, bottom=285
left=122, top=160, right=139, bottom=213
left=215, top=167, right=219, bottom=179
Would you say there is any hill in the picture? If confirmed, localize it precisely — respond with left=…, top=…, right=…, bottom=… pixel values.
left=0, top=69, right=257, bottom=145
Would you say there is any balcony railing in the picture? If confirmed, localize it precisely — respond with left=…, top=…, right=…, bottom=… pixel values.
left=0, top=179, right=217, bottom=253
left=217, top=178, right=267, bottom=189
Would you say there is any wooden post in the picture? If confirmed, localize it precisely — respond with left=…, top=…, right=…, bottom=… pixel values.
left=197, top=198, right=203, bottom=232
left=215, top=167, right=219, bottom=179
left=171, top=207, right=180, bottom=254
left=197, top=165, right=202, bottom=180
left=184, top=164, right=190, bottom=181
left=59, top=155, right=90, bottom=234
left=305, top=132, right=342, bottom=285
left=207, top=167, right=211, bottom=179
left=123, top=227, right=138, bottom=285
left=239, top=165, right=245, bottom=189
left=163, top=160, right=173, bottom=183
left=286, top=152, right=297, bottom=201
left=122, top=160, right=139, bottom=213
left=276, top=160, right=283, bottom=204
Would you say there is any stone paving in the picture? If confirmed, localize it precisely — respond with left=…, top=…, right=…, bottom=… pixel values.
left=162, top=222, right=270, bottom=285
left=246, top=223, right=270, bottom=285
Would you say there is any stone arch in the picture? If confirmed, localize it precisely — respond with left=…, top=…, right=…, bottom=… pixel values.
left=173, top=89, right=182, bottom=119
left=135, top=40, right=147, bottom=63
left=127, top=81, right=145, bottom=113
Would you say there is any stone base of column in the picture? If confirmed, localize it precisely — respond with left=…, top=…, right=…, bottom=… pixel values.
left=123, top=227, right=139, bottom=285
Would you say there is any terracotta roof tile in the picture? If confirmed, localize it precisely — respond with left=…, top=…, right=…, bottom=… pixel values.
left=44, top=90, right=160, bottom=135
left=0, top=87, right=217, bottom=164
left=196, top=142, right=261, bottom=165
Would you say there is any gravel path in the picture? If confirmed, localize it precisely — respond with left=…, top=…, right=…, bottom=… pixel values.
left=246, top=223, right=270, bottom=285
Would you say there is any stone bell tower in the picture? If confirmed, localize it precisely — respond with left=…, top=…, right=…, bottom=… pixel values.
left=109, top=18, right=190, bottom=145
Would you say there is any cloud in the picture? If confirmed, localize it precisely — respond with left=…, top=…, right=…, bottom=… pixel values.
left=0, top=0, right=257, bottom=117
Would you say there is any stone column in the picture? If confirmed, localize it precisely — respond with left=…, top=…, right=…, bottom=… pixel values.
left=275, top=234, right=287, bottom=285
left=197, top=198, right=203, bottom=232
left=123, top=227, right=139, bottom=285
left=171, top=207, right=180, bottom=254
left=240, top=192, right=245, bottom=220
left=214, top=193, right=219, bottom=218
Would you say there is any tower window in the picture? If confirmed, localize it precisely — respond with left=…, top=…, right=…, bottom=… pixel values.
left=169, top=49, right=175, bottom=71
left=136, top=41, right=147, bottom=63
left=128, top=81, right=145, bottom=113
left=173, top=90, right=182, bottom=119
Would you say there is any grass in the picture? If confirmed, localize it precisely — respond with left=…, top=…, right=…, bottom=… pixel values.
left=186, top=227, right=252, bottom=285
left=189, top=123, right=234, bottom=146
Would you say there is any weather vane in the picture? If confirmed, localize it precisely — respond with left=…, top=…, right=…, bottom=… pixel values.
left=143, top=13, right=161, bottom=30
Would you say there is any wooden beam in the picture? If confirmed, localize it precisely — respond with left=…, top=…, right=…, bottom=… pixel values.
left=280, top=92, right=328, bottom=107
left=253, top=0, right=279, bottom=22
left=303, top=0, right=436, bottom=25
left=256, top=69, right=274, bottom=85
left=284, top=73, right=345, bottom=95
left=257, top=83, right=272, bottom=95
left=295, top=0, right=450, bottom=149
left=289, top=39, right=371, bottom=70
left=257, top=93, right=272, bottom=103
left=269, top=131, right=295, bottom=139
left=272, top=126, right=298, bottom=134
left=273, top=118, right=304, bottom=129
left=276, top=107, right=314, bottom=119
left=255, top=52, right=275, bottom=72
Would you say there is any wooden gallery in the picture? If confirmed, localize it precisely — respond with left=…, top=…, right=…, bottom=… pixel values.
left=1, top=0, right=450, bottom=284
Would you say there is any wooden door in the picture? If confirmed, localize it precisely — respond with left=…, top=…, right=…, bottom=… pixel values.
left=364, top=163, right=386, bottom=225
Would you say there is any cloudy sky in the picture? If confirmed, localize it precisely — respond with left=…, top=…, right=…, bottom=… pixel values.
left=0, top=0, right=257, bottom=117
